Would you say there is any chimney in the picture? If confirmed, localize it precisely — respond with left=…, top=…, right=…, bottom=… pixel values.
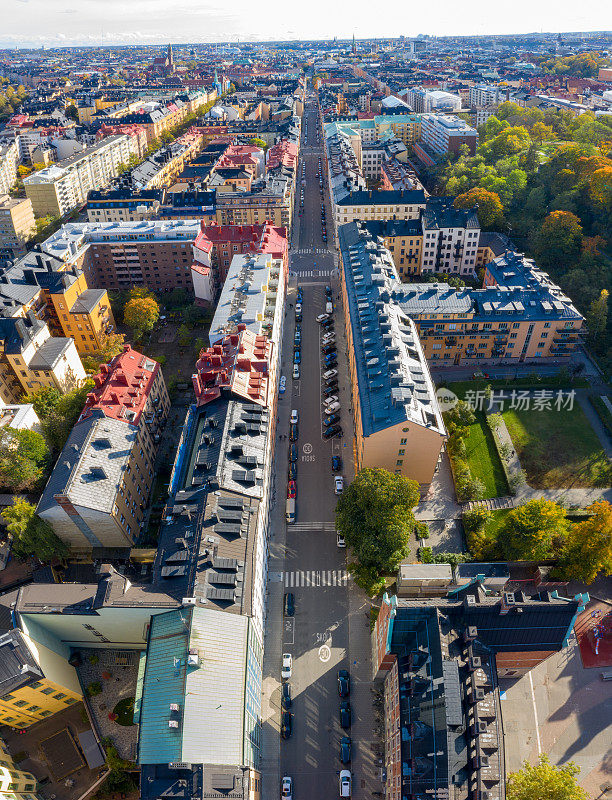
left=500, top=592, right=515, bottom=615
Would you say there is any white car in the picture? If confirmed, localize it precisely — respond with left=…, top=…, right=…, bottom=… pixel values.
left=290, top=409, right=299, bottom=425
left=282, top=653, right=293, bottom=679
left=295, top=303, right=302, bottom=314
left=339, top=770, right=352, bottom=797
left=326, top=401, right=341, bottom=414
left=323, top=368, right=338, bottom=381
left=293, top=364, right=300, bottom=380
left=324, top=395, right=339, bottom=406
left=336, top=532, right=346, bottom=548
left=334, top=476, right=344, bottom=495
left=316, top=314, right=330, bottom=323
left=281, top=777, right=293, bottom=800
left=322, top=334, right=336, bottom=344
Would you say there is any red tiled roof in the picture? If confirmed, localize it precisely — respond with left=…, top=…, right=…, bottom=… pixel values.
left=79, top=344, right=160, bottom=426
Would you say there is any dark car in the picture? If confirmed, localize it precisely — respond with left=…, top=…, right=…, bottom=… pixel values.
left=332, top=455, right=342, bottom=471
left=284, top=592, right=295, bottom=617
left=288, top=461, right=297, bottom=480
left=338, top=669, right=350, bottom=697
left=282, top=682, right=292, bottom=710
left=324, top=351, right=337, bottom=363
left=339, top=702, right=351, bottom=729
left=325, top=413, right=340, bottom=427
left=290, top=422, right=299, bottom=441
left=340, top=736, right=352, bottom=764
left=281, top=711, right=292, bottom=739
left=324, top=358, right=337, bottom=370
left=289, top=443, right=298, bottom=462
left=323, top=424, right=342, bottom=440
left=324, top=383, right=338, bottom=397
left=294, top=350, right=301, bottom=364
left=321, top=344, right=336, bottom=355
left=325, top=286, right=332, bottom=296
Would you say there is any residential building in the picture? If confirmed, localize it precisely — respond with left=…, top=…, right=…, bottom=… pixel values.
left=0, top=142, right=19, bottom=197
left=0, top=629, right=82, bottom=729
left=37, top=345, right=169, bottom=554
left=23, top=135, right=140, bottom=217
left=338, top=222, right=446, bottom=492
left=469, top=84, right=504, bottom=108
left=191, top=221, right=288, bottom=302
left=0, top=314, right=86, bottom=404
left=372, top=579, right=588, bottom=800
left=419, top=114, right=478, bottom=157
left=125, top=131, right=203, bottom=190
left=0, top=196, right=35, bottom=260
left=86, top=188, right=164, bottom=222
left=423, top=89, right=462, bottom=112
left=215, top=188, right=292, bottom=230
left=94, top=123, right=149, bottom=158
left=0, top=739, right=41, bottom=800
left=0, top=248, right=116, bottom=357
left=0, top=397, right=41, bottom=432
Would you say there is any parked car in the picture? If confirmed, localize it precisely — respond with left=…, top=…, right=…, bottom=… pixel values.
left=316, top=314, right=330, bottom=323
left=332, top=455, right=342, bottom=471
left=323, top=368, right=338, bottom=381
left=281, top=653, right=292, bottom=679
left=290, top=409, right=299, bottom=424
left=323, top=355, right=337, bottom=367
left=322, top=333, right=336, bottom=344
left=287, top=479, right=297, bottom=498
left=336, top=531, right=346, bottom=548
left=321, top=318, right=334, bottom=330
left=321, top=344, right=336, bottom=355
left=279, top=377, right=286, bottom=395
left=293, top=363, right=300, bottom=379
left=294, top=350, right=301, bottom=364
left=284, top=592, right=295, bottom=617
left=282, top=683, right=292, bottom=710
left=338, top=669, right=350, bottom=696
left=281, top=711, right=292, bottom=739
left=339, top=701, right=351, bottom=729
left=289, top=444, right=297, bottom=462
left=324, top=383, right=339, bottom=397
left=281, top=776, right=293, bottom=799
left=323, top=424, right=342, bottom=439
left=288, top=461, right=297, bottom=480
left=325, top=413, right=340, bottom=427
left=334, top=475, right=344, bottom=495
left=295, top=303, right=302, bottom=315
left=324, top=395, right=339, bottom=406
left=339, top=769, right=352, bottom=797
left=325, top=401, right=340, bottom=414
left=289, top=423, right=298, bottom=441
left=340, top=737, right=351, bottom=764
left=325, top=285, right=332, bottom=297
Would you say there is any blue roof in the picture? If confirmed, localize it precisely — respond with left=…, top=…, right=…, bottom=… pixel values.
left=138, top=608, right=191, bottom=765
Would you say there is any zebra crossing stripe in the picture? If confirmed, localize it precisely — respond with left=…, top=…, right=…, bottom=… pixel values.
left=282, top=569, right=348, bottom=587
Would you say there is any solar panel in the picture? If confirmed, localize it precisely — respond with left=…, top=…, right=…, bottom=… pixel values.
left=206, top=587, right=235, bottom=602
left=209, top=572, right=236, bottom=585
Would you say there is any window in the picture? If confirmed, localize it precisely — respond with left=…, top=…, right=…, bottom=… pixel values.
left=398, top=449, right=405, bottom=456
left=40, top=687, right=54, bottom=695
left=13, top=700, right=28, bottom=708
left=54, top=692, right=67, bottom=700
left=396, top=460, right=403, bottom=466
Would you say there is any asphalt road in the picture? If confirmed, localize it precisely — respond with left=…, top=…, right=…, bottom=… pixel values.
left=275, top=96, right=361, bottom=797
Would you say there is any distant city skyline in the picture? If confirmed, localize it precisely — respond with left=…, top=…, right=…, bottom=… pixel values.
left=0, top=0, right=606, bottom=50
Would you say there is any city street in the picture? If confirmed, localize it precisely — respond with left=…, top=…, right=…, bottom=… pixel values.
left=261, top=95, right=380, bottom=799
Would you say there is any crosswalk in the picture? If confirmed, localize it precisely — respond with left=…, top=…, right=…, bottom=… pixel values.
left=291, top=248, right=330, bottom=255
left=294, top=269, right=333, bottom=277
left=292, top=521, right=336, bottom=532
left=284, top=569, right=349, bottom=587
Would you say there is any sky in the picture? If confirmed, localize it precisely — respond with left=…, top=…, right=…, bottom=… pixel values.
left=0, top=0, right=607, bottom=49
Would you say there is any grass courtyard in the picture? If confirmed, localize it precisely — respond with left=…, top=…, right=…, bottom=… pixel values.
left=503, top=406, right=612, bottom=489
left=463, top=413, right=509, bottom=499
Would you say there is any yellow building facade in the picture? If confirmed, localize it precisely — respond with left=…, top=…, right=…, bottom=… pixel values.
left=0, top=741, right=40, bottom=800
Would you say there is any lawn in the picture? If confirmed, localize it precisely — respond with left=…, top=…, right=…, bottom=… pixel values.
left=463, top=413, right=509, bottom=499
left=112, top=697, right=135, bottom=726
left=503, top=406, right=612, bottom=488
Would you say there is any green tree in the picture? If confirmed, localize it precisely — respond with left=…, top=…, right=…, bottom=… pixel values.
left=0, top=428, right=49, bottom=490
left=454, top=187, right=504, bottom=228
left=501, top=499, right=569, bottom=561
left=557, top=500, right=612, bottom=584
left=248, top=137, right=268, bottom=151
left=506, top=755, right=587, bottom=800
left=586, top=289, right=608, bottom=350
left=65, top=104, right=79, bottom=122
left=22, top=386, right=61, bottom=419
left=123, top=296, right=159, bottom=339
left=177, top=324, right=191, bottom=347
left=1, top=499, right=69, bottom=561
left=335, top=468, right=420, bottom=594
left=533, top=210, right=583, bottom=269
left=81, top=332, right=126, bottom=373
left=28, top=381, right=94, bottom=451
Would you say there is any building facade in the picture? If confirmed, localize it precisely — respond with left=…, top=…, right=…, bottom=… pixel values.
left=0, top=196, right=35, bottom=260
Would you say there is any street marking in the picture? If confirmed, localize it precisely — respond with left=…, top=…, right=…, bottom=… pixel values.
left=528, top=670, right=542, bottom=755
left=292, top=521, right=335, bottom=531
left=319, top=644, right=331, bottom=662
left=303, top=442, right=313, bottom=455
left=283, top=569, right=349, bottom=587
left=284, top=618, right=294, bottom=645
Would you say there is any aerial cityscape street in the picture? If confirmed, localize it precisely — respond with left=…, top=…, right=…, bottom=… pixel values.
left=0, top=17, right=611, bottom=800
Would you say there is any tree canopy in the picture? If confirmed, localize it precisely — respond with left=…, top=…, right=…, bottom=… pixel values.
left=0, top=428, right=49, bottom=491
left=454, top=187, right=504, bottom=229
left=501, top=499, right=569, bottom=561
left=23, top=381, right=93, bottom=451
left=123, top=295, right=160, bottom=339
left=506, top=755, right=588, bottom=800
left=335, top=468, right=420, bottom=594
left=1, top=499, right=69, bottom=562
left=557, top=500, right=612, bottom=584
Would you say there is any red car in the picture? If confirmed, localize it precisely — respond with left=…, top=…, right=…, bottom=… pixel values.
left=287, top=480, right=297, bottom=499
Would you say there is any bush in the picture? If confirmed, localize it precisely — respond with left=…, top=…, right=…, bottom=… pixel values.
left=87, top=681, right=102, bottom=697
left=432, top=552, right=472, bottom=568
left=463, top=506, right=492, bottom=533
left=415, top=521, right=430, bottom=540
left=418, top=546, right=433, bottom=563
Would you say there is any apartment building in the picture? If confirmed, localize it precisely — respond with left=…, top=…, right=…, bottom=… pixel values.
left=373, top=584, right=588, bottom=800
left=0, top=314, right=86, bottom=404
left=127, top=130, right=203, bottom=190
left=360, top=139, right=407, bottom=180
left=0, top=195, right=35, bottom=259
left=419, top=89, right=462, bottom=112
left=37, top=345, right=169, bottom=554
left=0, top=739, right=41, bottom=800
left=380, top=158, right=425, bottom=193
left=42, top=220, right=200, bottom=293
left=215, top=188, right=292, bottom=230
left=469, top=84, right=504, bottom=108
left=94, top=123, right=149, bottom=159
left=23, top=134, right=140, bottom=217
left=0, top=141, right=19, bottom=196
left=339, top=222, right=446, bottom=492
left=86, top=188, right=164, bottom=222
left=191, top=220, right=288, bottom=302
left=1, top=248, right=115, bottom=356
left=419, top=114, right=478, bottom=157
left=0, top=629, right=82, bottom=729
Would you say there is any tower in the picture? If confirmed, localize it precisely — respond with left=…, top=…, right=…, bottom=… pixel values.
left=352, top=34, right=356, bottom=55
left=167, top=43, right=173, bottom=70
